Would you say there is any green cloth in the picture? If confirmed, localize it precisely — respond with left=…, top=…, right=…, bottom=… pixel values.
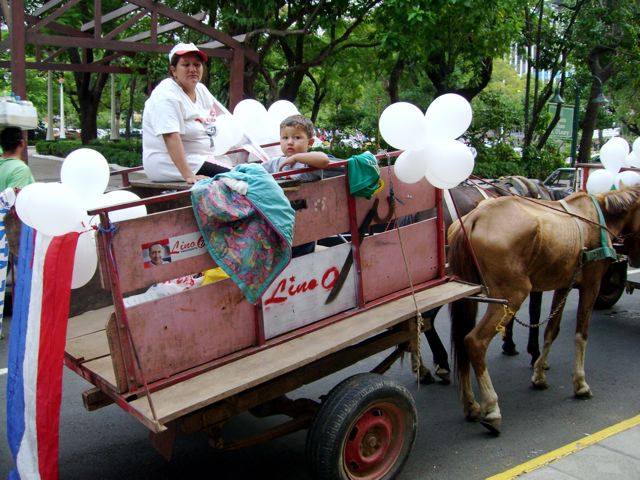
left=0, top=157, right=35, bottom=190
left=348, top=151, right=381, bottom=199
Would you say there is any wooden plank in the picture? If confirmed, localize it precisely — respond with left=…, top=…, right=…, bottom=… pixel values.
left=355, top=166, right=436, bottom=228
left=65, top=330, right=110, bottom=363
left=125, top=279, right=257, bottom=386
left=105, top=313, right=129, bottom=393
left=66, top=306, right=113, bottom=339
left=361, top=218, right=439, bottom=302
left=81, top=356, right=118, bottom=388
left=128, top=281, right=480, bottom=425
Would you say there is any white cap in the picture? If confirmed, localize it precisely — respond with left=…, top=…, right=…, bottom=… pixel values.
left=168, top=43, right=208, bottom=63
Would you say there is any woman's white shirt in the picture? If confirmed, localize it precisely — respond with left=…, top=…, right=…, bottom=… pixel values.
left=142, top=78, right=230, bottom=181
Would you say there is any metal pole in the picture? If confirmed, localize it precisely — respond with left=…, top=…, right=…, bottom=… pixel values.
left=59, top=76, right=66, bottom=139
left=570, top=85, right=580, bottom=167
left=46, top=71, right=54, bottom=140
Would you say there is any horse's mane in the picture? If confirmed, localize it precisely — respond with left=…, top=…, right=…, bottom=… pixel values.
left=600, top=186, right=640, bottom=217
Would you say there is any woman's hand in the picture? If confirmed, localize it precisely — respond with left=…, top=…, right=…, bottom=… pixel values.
left=184, top=174, right=209, bottom=184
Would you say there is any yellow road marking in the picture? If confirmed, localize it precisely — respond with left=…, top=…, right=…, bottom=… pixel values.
left=486, top=414, right=640, bottom=479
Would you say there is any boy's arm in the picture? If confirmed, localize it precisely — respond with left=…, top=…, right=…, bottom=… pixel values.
left=279, top=151, right=330, bottom=170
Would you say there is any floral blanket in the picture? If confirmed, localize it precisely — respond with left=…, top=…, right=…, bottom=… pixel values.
left=191, top=164, right=294, bottom=304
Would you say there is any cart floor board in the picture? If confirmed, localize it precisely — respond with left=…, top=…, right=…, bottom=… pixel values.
left=126, top=281, right=480, bottom=429
left=67, top=306, right=113, bottom=339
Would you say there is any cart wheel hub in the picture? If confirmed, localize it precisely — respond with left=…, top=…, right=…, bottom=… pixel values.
left=344, top=404, right=405, bottom=478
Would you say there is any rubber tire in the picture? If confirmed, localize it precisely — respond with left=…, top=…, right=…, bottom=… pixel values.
left=594, top=266, right=626, bottom=310
left=306, top=373, right=417, bottom=480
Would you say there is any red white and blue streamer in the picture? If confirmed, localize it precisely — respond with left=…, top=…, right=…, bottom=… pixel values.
left=6, top=225, right=79, bottom=480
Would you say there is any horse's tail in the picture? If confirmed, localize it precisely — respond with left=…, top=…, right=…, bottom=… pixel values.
left=448, top=218, right=479, bottom=383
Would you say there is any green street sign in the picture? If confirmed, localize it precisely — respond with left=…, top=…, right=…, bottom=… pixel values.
left=549, top=105, right=574, bottom=139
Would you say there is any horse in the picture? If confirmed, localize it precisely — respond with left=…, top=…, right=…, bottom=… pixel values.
left=447, top=186, right=640, bottom=434
left=409, top=176, right=554, bottom=385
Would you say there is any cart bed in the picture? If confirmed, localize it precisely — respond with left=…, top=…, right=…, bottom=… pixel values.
left=65, top=280, right=479, bottom=432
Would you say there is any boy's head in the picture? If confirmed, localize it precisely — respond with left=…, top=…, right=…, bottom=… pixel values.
left=279, top=115, right=315, bottom=157
left=0, top=127, right=24, bottom=153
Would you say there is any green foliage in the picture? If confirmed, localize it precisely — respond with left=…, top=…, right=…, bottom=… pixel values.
left=34, top=139, right=142, bottom=167
left=471, top=142, right=524, bottom=178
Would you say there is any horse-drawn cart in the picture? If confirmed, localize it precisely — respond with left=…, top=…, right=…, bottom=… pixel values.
left=63, top=158, right=481, bottom=479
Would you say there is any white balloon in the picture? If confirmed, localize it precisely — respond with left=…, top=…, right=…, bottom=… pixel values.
left=61, top=148, right=110, bottom=200
left=424, top=140, right=475, bottom=189
left=629, top=150, right=640, bottom=168
left=213, top=114, right=244, bottom=155
left=424, top=94, right=473, bottom=140
left=15, top=182, right=41, bottom=227
left=71, top=230, right=98, bottom=289
left=233, top=99, right=271, bottom=145
left=379, top=102, right=429, bottom=151
left=599, top=137, right=629, bottom=174
left=586, top=169, right=616, bottom=194
left=267, top=100, right=300, bottom=125
left=93, top=190, right=147, bottom=223
left=25, top=183, right=85, bottom=236
left=616, top=170, right=640, bottom=189
left=393, top=149, right=430, bottom=184
left=632, top=137, right=640, bottom=155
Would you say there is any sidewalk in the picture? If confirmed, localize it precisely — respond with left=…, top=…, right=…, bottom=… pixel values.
left=488, top=415, right=640, bottom=479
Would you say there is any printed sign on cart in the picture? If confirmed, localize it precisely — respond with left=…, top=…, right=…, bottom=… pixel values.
left=262, top=243, right=357, bottom=339
left=141, top=232, right=206, bottom=268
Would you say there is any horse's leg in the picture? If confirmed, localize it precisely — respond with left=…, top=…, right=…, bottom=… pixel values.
left=531, top=288, right=568, bottom=388
left=572, top=282, right=600, bottom=398
left=527, top=291, right=543, bottom=366
left=422, top=307, right=451, bottom=384
left=501, top=316, right=518, bottom=356
left=466, top=296, right=526, bottom=435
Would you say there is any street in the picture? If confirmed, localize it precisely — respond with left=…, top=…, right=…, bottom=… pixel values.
left=1, top=287, right=639, bottom=479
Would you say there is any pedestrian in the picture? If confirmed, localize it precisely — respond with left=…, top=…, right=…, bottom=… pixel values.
left=0, top=126, right=35, bottom=190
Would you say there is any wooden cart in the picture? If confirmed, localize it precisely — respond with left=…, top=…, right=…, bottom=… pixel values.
left=63, top=158, right=481, bottom=479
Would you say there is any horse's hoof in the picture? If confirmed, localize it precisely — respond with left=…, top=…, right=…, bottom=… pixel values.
left=464, top=403, right=482, bottom=421
left=574, top=386, right=592, bottom=399
left=531, top=379, right=548, bottom=390
left=480, top=417, right=502, bottom=436
left=418, top=367, right=436, bottom=385
left=502, top=343, right=519, bottom=356
left=435, top=365, right=451, bottom=385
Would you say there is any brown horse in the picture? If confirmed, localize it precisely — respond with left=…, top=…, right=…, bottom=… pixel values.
left=410, top=176, right=553, bottom=384
left=448, top=186, right=640, bottom=434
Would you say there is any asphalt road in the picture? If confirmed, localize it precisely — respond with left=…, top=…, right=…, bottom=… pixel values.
left=1, top=288, right=640, bottom=479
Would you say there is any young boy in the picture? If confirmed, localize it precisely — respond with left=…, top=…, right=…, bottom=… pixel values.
left=261, top=115, right=329, bottom=181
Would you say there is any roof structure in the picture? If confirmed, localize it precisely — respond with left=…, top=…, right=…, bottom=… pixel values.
left=1, top=0, right=258, bottom=109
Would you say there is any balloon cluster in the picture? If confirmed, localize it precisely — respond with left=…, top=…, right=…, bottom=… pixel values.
left=231, top=99, right=300, bottom=148
left=586, top=137, right=640, bottom=194
left=379, top=94, right=474, bottom=189
left=15, top=148, right=147, bottom=289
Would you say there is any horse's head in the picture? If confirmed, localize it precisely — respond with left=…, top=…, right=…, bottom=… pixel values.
left=602, top=186, right=640, bottom=267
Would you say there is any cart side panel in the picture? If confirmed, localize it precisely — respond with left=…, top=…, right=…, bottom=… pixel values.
left=278, top=174, right=351, bottom=246
left=356, top=169, right=436, bottom=228
left=108, top=207, right=216, bottom=294
left=125, top=279, right=256, bottom=386
left=361, top=217, right=439, bottom=302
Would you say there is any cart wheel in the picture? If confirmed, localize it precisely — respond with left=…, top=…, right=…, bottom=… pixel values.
left=594, top=262, right=626, bottom=310
left=306, top=373, right=417, bottom=480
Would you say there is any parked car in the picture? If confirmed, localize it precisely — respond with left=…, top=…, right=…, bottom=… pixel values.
left=543, top=167, right=575, bottom=199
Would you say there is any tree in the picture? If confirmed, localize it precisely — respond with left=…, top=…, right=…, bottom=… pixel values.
left=567, top=0, right=640, bottom=162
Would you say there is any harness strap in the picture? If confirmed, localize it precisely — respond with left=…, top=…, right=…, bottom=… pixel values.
left=584, top=195, right=617, bottom=263
left=560, top=196, right=616, bottom=264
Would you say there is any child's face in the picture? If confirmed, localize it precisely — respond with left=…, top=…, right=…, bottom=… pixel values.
left=280, top=126, right=314, bottom=157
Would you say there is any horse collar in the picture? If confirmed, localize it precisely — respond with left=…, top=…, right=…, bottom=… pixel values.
left=583, top=194, right=617, bottom=263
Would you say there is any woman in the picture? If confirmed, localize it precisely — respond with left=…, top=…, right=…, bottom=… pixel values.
left=142, top=43, right=231, bottom=183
